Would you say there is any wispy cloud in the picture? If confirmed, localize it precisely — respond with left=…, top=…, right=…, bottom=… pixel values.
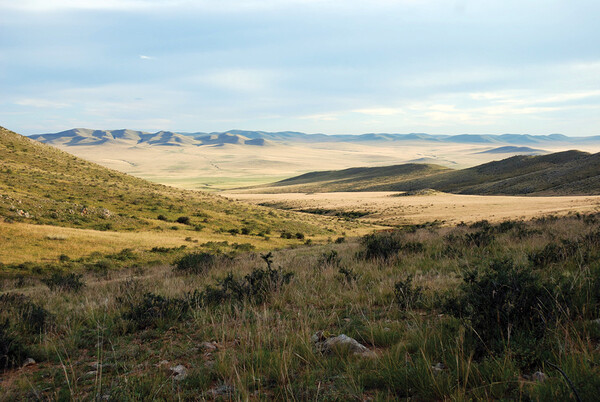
left=139, top=55, right=155, bottom=60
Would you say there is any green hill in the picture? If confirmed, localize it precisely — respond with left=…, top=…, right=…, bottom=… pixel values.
left=259, top=150, right=600, bottom=195
left=0, top=126, right=339, bottom=236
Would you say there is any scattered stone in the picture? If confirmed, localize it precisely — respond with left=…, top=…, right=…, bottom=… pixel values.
left=84, top=370, right=98, bottom=378
left=208, top=384, right=234, bottom=397
left=170, top=364, right=187, bottom=381
left=22, top=358, right=36, bottom=368
left=532, top=371, right=547, bottom=382
left=157, top=360, right=169, bottom=367
left=432, top=362, right=446, bottom=374
left=199, top=341, right=218, bottom=352
left=90, top=362, right=112, bottom=371
left=312, top=331, right=376, bottom=357
left=16, top=209, right=30, bottom=218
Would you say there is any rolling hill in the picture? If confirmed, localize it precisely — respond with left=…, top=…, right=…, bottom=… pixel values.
left=255, top=150, right=600, bottom=195
left=32, top=128, right=600, bottom=147
left=476, top=146, right=547, bottom=155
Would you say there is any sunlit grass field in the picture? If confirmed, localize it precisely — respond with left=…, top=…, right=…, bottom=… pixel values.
left=1, top=214, right=599, bottom=400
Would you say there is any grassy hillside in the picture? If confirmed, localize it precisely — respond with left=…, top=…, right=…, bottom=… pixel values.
left=0, top=126, right=365, bottom=267
left=262, top=164, right=451, bottom=192
left=257, top=150, right=600, bottom=195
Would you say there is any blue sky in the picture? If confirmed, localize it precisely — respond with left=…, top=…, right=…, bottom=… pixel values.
left=1, top=0, right=599, bottom=135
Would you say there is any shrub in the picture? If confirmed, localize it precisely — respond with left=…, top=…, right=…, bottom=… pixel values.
left=174, top=252, right=217, bottom=275
left=337, top=267, right=359, bottom=286
left=228, top=228, right=240, bottom=235
left=157, top=214, right=168, bottom=221
left=42, top=272, right=85, bottom=292
left=295, top=232, right=305, bottom=240
left=123, top=293, right=188, bottom=330
left=334, top=237, right=346, bottom=244
left=0, top=319, right=27, bottom=371
left=188, top=253, right=294, bottom=306
left=280, top=231, right=293, bottom=239
left=394, top=275, right=423, bottom=310
left=241, top=227, right=251, bottom=235
left=464, top=229, right=495, bottom=248
left=360, top=231, right=404, bottom=260
left=528, top=240, right=580, bottom=268
left=0, top=293, right=51, bottom=334
left=444, top=259, right=556, bottom=365
left=176, top=216, right=191, bottom=225
left=317, top=250, right=341, bottom=268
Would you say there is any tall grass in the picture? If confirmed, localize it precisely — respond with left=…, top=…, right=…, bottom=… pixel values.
left=1, top=213, right=599, bottom=400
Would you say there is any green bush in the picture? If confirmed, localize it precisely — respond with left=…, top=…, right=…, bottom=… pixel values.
left=444, top=259, right=556, bottom=366
left=394, top=275, right=423, bottom=310
left=0, top=319, right=27, bottom=371
left=360, top=231, right=404, bottom=260
left=42, top=272, right=85, bottom=292
left=0, top=293, right=51, bottom=335
left=318, top=250, right=341, bottom=268
left=123, top=293, right=188, bottom=330
left=174, top=252, right=218, bottom=275
left=176, top=216, right=191, bottom=225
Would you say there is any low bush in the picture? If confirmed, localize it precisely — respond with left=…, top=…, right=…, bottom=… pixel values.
left=0, top=319, right=27, bottom=371
left=0, top=293, right=51, bottom=334
left=123, top=293, right=188, bottom=330
left=174, top=252, right=218, bottom=275
left=41, top=272, right=85, bottom=292
left=317, top=250, right=341, bottom=268
left=337, top=267, right=359, bottom=286
left=360, top=231, right=404, bottom=260
left=394, top=275, right=423, bottom=310
left=444, top=258, right=556, bottom=366
left=176, top=216, right=191, bottom=225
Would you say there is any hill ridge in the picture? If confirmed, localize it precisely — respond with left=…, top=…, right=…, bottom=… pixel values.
left=255, top=150, right=600, bottom=195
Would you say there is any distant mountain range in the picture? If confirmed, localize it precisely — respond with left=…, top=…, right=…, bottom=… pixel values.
left=257, top=150, right=600, bottom=195
left=30, top=128, right=600, bottom=147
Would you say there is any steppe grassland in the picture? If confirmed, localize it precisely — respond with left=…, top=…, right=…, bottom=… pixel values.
left=224, top=191, right=600, bottom=226
left=46, top=141, right=581, bottom=191
left=1, top=214, right=599, bottom=400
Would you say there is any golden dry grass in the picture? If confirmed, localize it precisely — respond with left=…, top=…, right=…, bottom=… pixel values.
left=0, top=220, right=375, bottom=265
left=224, top=191, right=600, bottom=226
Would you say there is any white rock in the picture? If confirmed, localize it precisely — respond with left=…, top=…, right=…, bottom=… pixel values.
left=22, top=358, right=36, bottom=368
left=170, top=364, right=187, bottom=381
left=312, top=331, right=376, bottom=357
left=532, top=371, right=547, bottom=382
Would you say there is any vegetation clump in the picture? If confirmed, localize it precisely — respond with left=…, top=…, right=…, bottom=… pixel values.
left=174, top=252, right=219, bottom=275
left=41, top=272, right=85, bottom=292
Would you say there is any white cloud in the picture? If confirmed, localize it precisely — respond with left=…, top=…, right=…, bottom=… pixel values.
left=139, top=55, right=155, bottom=60
left=192, top=69, right=282, bottom=93
left=14, top=98, right=70, bottom=108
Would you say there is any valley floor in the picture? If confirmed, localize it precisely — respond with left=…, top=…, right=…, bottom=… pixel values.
left=224, top=191, right=600, bottom=226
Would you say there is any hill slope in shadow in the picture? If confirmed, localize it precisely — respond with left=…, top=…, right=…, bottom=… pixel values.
left=259, top=150, right=600, bottom=195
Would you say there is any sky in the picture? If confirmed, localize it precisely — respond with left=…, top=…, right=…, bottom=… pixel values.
left=1, top=0, right=599, bottom=136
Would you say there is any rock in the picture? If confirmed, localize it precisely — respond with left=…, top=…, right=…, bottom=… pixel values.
left=22, top=358, right=36, bottom=368
left=432, top=362, right=446, bottom=375
left=532, top=371, right=547, bottom=382
left=157, top=360, right=169, bottom=367
left=199, top=341, right=218, bottom=352
left=209, top=384, right=234, bottom=397
left=312, top=331, right=376, bottom=357
left=170, top=364, right=187, bottom=381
